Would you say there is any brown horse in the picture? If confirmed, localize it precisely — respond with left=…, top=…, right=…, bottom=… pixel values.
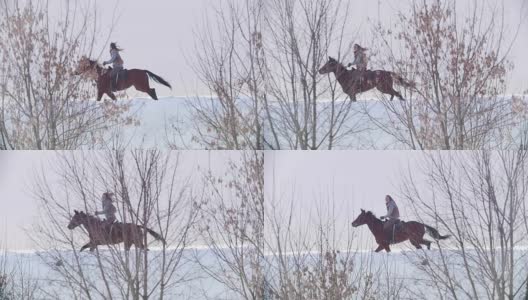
left=351, top=209, right=449, bottom=252
left=67, top=210, right=165, bottom=251
left=74, top=57, right=171, bottom=101
left=319, top=57, right=413, bottom=101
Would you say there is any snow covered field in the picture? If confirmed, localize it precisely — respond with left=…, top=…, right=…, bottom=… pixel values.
left=109, top=94, right=526, bottom=150
left=3, top=247, right=527, bottom=299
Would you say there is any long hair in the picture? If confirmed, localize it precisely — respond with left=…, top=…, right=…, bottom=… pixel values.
left=110, top=42, right=124, bottom=52
left=386, top=195, right=394, bottom=202
left=354, top=44, right=367, bottom=52
left=102, top=192, right=114, bottom=204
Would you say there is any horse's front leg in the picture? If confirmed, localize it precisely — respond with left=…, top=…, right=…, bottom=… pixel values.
left=106, top=92, right=117, bottom=101
left=97, top=90, right=104, bottom=101
left=348, top=92, right=357, bottom=102
left=374, top=245, right=384, bottom=252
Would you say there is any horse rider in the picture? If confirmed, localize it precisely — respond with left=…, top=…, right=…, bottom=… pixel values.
left=348, top=44, right=368, bottom=71
left=102, top=42, right=124, bottom=92
left=95, top=192, right=118, bottom=233
left=380, top=195, right=400, bottom=243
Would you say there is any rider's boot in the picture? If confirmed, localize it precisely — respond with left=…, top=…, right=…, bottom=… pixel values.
left=384, top=227, right=393, bottom=244
left=110, top=77, right=116, bottom=92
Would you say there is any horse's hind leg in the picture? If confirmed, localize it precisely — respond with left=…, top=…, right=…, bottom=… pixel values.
left=124, top=241, right=132, bottom=251
left=134, top=83, right=158, bottom=100
left=135, top=239, right=147, bottom=251
left=148, top=88, right=158, bottom=100
left=377, top=84, right=404, bottom=101
left=410, top=239, right=422, bottom=249
left=420, top=239, right=432, bottom=250
left=133, top=73, right=158, bottom=100
left=80, top=243, right=91, bottom=252
left=106, top=92, right=117, bottom=101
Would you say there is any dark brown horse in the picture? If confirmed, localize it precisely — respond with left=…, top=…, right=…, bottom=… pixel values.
left=319, top=57, right=414, bottom=101
left=74, top=57, right=171, bottom=101
left=67, top=210, right=165, bottom=251
left=351, top=209, right=449, bottom=252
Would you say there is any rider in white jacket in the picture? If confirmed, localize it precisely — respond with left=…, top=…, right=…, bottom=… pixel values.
left=96, top=192, right=117, bottom=228
left=381, top=195, right=400, bottom=242
left=348, top=44, right=368, bottom=71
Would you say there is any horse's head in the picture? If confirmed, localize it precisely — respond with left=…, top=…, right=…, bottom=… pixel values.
left=319, top=56, right=340, bottom=74
left=67, top=210, right=87, bottom=229
left=74, top=57, right=99, bottom=77
left=351, top=209, right=377, bottom=227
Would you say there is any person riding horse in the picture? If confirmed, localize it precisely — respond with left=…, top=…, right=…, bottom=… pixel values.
left=348, top=44, right=368, bottom=71
left=102, top=43, right=124, bottom=92
left=380, top=195, right=400, bottom=243
left=347, top=44, right=369, bottom=90
left=95, top=192, right=117, bottom=233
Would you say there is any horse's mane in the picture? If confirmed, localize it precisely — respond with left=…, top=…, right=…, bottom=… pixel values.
left=365, top=210, right=376, bottom=217
left=79, top=57, right=102, bottom=69
left=334, top=59, right=347, bottom=70
left=88, top=59, right=102, bottom=68
left=363, top=210, right=381, bottom=221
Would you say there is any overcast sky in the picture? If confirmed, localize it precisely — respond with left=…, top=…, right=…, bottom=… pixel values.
left=75, top=0, right=527, bottom=97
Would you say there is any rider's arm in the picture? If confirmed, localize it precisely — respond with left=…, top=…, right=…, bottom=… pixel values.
left=360, top=52, right=368, bottom=65
left=104, top=50, right=118, bottom=65
left=385, top=203, right=394, bottom=218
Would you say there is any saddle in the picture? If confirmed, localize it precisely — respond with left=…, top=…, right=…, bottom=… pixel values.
left=106, top=67, right=128, bottom=87
left=100, top=219, right=121, bottom=236
left=384, top=220, right=404, bottom=244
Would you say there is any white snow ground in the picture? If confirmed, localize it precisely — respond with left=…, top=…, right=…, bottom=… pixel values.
left=105, top=94, right=526, bottom=150
left=3, top=247, right=527, bottom=299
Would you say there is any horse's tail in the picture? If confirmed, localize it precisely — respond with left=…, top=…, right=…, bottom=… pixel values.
left=424, top=224, right=450, bottom=240
left=145, top=227, right=166, bottom=245
left=145, top=70, right=172, bottom=89
left=390, top=72, right=415, bottom=89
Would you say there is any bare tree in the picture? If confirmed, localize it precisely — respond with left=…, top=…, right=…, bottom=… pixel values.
left=264, top=182, right=407, bottom=299
left=194, top=151, right=264, bottom=299
left=31, top=151, right=199, bottom=299
left=186, top=0, right=369, bottom=150
left=400, top=151, right=528, bottom=299
left=186, top=0, right=265, bottom=150
left=0, top=245, right=40, bottom=300
left=366, top=0, right=526, bottom=150
left=0, top=0, right=132, bottom=150
left=262, top=0, right=370, bottom=150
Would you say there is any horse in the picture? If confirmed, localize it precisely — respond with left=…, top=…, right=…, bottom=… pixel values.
left=67, top=210, right=166, bottom=252
left=318, top=56, right=414, bottom=101
left=351, top=209, right=449, bottom=252
left=74, top=57, right=172, bottom=101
